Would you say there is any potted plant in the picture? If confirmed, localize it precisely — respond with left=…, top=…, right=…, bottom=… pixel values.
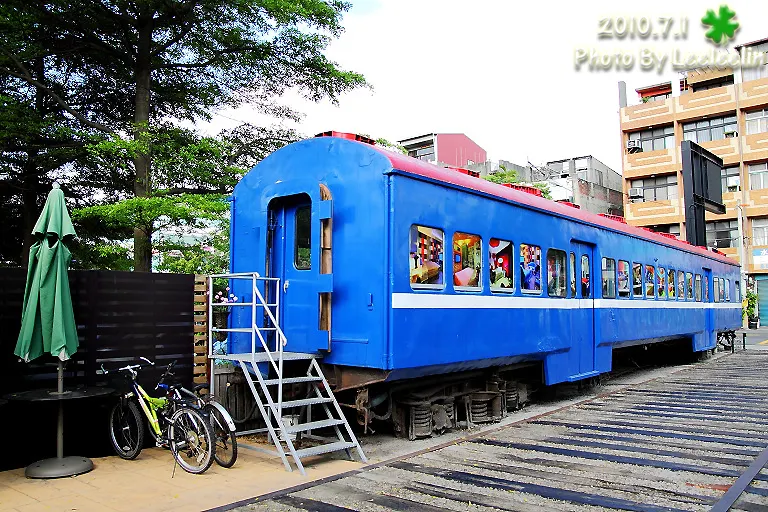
left=744, top=290, right=759, bottom=329
left=213, top=288, right=239, bottom=341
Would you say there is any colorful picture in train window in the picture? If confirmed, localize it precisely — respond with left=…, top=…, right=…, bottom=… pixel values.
left=618, top=260, right=630, bottom=297
left=581, top=254, right=591, bottom=298
left=294, top=206, right=312, bottom=270
left=602, top=258, right=616, bottom=299
left=570, top=252, right=576, bottom=297
left=409, top=225, right=444, bottom=289
left=520, top=244, right=542, bottom=293
left=704, top=276, right=709, bottom=301
left=667, top=269, right=676, bottom=298
left=725, top=279, right=731, bottom=302
left=645, top=265, right=655, bottom=298
left=632, top=263, right=642, bottom=297
left=695, top=275, right=702, bottom=301
left=686, top=272, right=694, bottom=299
left=658, top=267, right=666, bottom=298
left=720, top=278, right=725, bottom=302
left=453, top=232, right=481, bottom=290
left=547, top=249, right=567, bottom=297
left=489, top=239, right=513, bottom=292
left=678, top=271, right=685, bottom=299
left=714, top=278, right=720, bottom=302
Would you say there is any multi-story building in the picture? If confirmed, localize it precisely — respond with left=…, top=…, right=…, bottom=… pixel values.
left=398, top=133, right=487, bottom=168
left=544, top=156, right=624, bottom=216
left=618, top=38, right=768, bottom=299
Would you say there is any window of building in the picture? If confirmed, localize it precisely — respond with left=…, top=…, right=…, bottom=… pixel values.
left=408, top=144, right=435, bottom=162
left=719, top=278, right=725, bottom=302
left=746, top=109, right=768, bottom=135
left=630, top=176, right=678, bottom=202
left=520, top=244, right=542, bottom=293
left=645, top=265, right=655, bottom=298
left=581, top=254, right=591, bottom=298
left=627, top=126, right=675, bottom=152
left=650, top=224, right=681, bottom=236
left=618, top=260, right=630, bottom=298
left=453, top=232, right=482, bottom=290
left=409, top=225, right=444, bottom=289
left=683, top=115, right=738, bottom=143
left=570, top=252, right=576, bottom=297
left=721, top=166, right=740, bottom=193
left=691, top=76, right=734, bottom=92
left=695, top=275, right=702, bottom=301
left=753, top=218, right=768, bottom=246
left=678, top=271, right=685, bottom=299
left=667, top=268, right=676, bottom=298
left=706, top=220, right=739, bottom=248
left=295, top=206, right=312, bottom=270
left=725, top=279, right=730, bottom=302
left=749, top=163, right=768, bottom=190
left=602, top=258, right=616, bottom=299
left=657, top=267, right=666, bottom=298
left=548, top=250, right=567, bottom=297
left=489, top=239, right=514, bottom=292
left=686, top=272, right=694, bottom=299
left=632, top=263, right=643, bottom=297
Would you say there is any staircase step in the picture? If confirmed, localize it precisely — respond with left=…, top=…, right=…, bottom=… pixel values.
left=284, top=418, right=346, bottom=434
left=279, top=397, right=333, bottom=408
left=263, top=376, right=322, bottom=386
left=295, top=441, right=356, bottom=458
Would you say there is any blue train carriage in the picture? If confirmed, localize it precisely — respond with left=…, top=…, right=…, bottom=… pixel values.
left=228, top=132, right=742, bottom=438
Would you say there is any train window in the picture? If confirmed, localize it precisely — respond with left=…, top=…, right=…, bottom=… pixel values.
left=686, top=272, right=694, bottom=299
left=295, top=206, right=312, bottom=270
left=602, top=258, right=616, bottom=298
left=489, top=239, right=514, bottom=293
left=520, top=244, right=542, bottom=294
left=453, top=232, right=482, bottom=290
left=581, top=255, right=591, bottom=298
left=409, top=225, right=445, bottom=290
left=725, top=279, right=731, bottom=302
left=657, top=267, right=666, bottom=298
left=704, top=276, right=709, bottom=301
left=618, top=260, right=630, bottom=297
left=714, top=278, right=720, bottom=302
left=735, top=281, right=740, bottom=302
left=570, top=252, right=576, bottom=298
left=677, top=271, right=685, bottom=299
left=720, top=278, right=726, bottom=302
left=667, top=269, right=676, bottom=298
left=632, top=263, right=643, bottom=297
left=547, top=250, right=567, bottom=297
left=645, top=265, right=655, bottom=298
left=695, top=275, right=702, bottom=301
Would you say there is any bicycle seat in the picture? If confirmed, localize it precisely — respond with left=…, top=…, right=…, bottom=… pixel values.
left=193, top=382, right=209, bottom=393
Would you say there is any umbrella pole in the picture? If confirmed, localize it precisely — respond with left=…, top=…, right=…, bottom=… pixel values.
left=57, top=361, right=64, bottom=459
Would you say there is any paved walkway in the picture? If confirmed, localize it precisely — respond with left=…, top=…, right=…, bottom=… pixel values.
left=0, top=445, right=359, bottom=512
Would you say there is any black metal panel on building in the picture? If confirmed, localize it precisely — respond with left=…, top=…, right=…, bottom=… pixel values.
left=681, top=140, right=725, bottom=247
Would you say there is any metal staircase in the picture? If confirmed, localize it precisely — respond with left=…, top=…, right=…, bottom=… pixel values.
left=207, top=272, right=367, bottom=475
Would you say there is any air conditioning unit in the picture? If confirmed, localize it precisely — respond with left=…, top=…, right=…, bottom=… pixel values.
left=626, top=140, right=643, bottom=153
left=725, top=130, right=738, bottom=138
left=628, top=187, right=644, bottom=199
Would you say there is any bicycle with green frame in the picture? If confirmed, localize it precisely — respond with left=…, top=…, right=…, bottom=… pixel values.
left=104, top=357, right=215, bottom=474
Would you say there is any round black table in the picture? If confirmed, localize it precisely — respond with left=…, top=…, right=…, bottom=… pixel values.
left=5, top=387, right=114, bottom=478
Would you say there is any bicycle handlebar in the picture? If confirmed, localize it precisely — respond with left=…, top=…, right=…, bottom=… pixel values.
left=100, top=357, right=156, bottom=375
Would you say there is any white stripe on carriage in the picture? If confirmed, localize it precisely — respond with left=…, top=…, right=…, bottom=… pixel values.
left=391, top=293, right=742, bottom=310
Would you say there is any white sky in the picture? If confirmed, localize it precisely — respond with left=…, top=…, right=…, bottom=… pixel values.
left=206, top=0, right=768, bottom=174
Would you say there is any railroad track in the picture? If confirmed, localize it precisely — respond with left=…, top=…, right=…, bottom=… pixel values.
left=224, top=351, right=768, bottom=512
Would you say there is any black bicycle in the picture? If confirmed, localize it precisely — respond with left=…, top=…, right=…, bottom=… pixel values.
left=104, top=358, right=215, bottom=474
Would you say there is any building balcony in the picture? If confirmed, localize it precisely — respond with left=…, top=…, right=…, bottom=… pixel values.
left=624, top=199, right=681, bottom=226
left=675, top=85, right=737, bottom=122
left=744, top=188, right=768, bottom=217
left=705, top=191, right=740, bottom=221
left=620, top=99, right=674, bottom=132
left=744, top=132, right=768, bottom=163
left=699, top=137, right=741, bottom=166
left=622, top=147, right=678, bottom=179
left=739, top=77, right=768, bottom=110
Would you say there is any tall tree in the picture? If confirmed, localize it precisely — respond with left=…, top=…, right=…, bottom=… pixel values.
left=1, top=0, right=365, bottom=271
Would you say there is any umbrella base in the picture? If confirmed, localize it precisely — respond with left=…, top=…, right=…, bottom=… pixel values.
left=25, top=456, right=94, bottom=479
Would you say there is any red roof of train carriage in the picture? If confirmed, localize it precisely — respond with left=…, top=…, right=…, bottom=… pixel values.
left=369, top=145, right=737, bottom=266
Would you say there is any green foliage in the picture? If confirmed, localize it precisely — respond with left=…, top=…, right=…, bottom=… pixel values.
left=745, top=289, right=758, bottom=320
left=484, top=165, right=520, bottom=184
left=532, top=182, right=553, bottom=200
left=374, top=137, right=407, bottom=155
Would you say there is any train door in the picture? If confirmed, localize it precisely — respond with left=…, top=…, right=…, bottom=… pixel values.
left=573, top=242, right=596, bottom=375
left=268, top=195, right=328, bottom=353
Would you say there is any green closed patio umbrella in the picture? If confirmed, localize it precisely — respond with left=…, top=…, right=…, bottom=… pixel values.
left=12, top=183, right=93, bottom=478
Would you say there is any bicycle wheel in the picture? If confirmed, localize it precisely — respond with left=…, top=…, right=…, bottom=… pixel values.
left=109, top=400, right=144, bottom=460
left=206, top=404, right=238, bottom=468
left=168, top=406, right=214, bottom=474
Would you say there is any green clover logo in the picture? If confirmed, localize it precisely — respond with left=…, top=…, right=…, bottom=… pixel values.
left=701, top=5, right=739, bottom=46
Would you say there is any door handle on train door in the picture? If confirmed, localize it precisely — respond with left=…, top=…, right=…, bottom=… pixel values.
left=283, top=280, right=289, bottom=293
